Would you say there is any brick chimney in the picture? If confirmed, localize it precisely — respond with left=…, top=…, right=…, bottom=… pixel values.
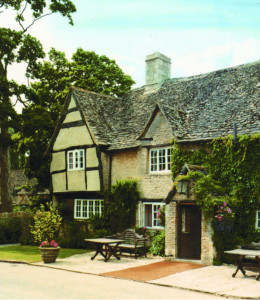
left=145, top=52, right=171, bottom=91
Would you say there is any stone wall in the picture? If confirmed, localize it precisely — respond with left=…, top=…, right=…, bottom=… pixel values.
left=201, top=214, right=216, bottom=265
left=165, top=201, right=178, bottom=257
left=107, top=147, right=172, bottom=200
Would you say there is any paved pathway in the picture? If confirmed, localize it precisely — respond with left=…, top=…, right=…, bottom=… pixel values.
left=31, top=251, right=260, bottom=299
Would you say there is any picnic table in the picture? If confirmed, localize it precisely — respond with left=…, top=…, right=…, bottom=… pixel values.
left=85, top=238, right=125, bottom=262
left=225, top=248, right=260, bottom=280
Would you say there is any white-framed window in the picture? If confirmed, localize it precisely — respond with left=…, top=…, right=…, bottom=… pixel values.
left=139, top=202, right=165, bottom=228
left=150, top=147, right=171, bottom=173
left=74, top=199, right=104, bottom=219
left=67, top=149, right=85, bottom=171
left=256, top=210, right=260, bottom=229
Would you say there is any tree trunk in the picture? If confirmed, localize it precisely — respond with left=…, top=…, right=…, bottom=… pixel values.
left=0, top=127, right=12, bottom=212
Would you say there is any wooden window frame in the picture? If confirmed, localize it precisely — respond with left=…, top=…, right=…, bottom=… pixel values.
left=74, top=199, right=104, bottom=219
left=149, top=147, right=171, bottom=173
left=67, top=149, right=85, bottom=171
left=139, top=202, right=165, bottom=229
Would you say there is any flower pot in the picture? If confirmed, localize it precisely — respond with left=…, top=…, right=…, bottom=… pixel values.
left=39, top=246, right=60, bottom=263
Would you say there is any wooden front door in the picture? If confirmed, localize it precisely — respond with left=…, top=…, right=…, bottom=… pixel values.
left=178, top=205, right=201, bottom=260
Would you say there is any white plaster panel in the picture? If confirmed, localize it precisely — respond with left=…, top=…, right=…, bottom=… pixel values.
left=86, top=148, right=99, bottom=168
left=67, top=170, right=86, bottom=191
left=68, top=96, right=77, bottom=109
left=63, top=111, right=82, bottom=123
left=50, top=152, right=65, bottom=172
left=52, top=173, right=66, bottom=193
left=87, top=170, right=100, bottom=191
left=53, top=126, right=93, bottom=151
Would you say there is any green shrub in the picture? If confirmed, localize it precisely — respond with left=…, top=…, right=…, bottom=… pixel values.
left=59, top=220, right=92, bottom=249
left=149, top=230, right=165, bottom=256
left=30, top=203, right=62, bottom=244
left=0, top=226, right=7, bottom=244
left=105, top=179, right=140, bottom=233
left=0, top=217, right=21, bottom=244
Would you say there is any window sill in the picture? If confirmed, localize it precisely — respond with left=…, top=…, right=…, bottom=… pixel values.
left=149, top=171, right=171, bottom=175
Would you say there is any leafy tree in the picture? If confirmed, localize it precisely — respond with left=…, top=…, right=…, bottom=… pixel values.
left=0, top=0, right=76, bottom=212
left=17, top=48, right=135, bottom=189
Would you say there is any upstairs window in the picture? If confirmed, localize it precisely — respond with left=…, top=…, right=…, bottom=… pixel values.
left=67, top=149, right=85, bottom=171
left=150, top=147, right=171, bottom=173
left=74, top=199, right=104, bottom=219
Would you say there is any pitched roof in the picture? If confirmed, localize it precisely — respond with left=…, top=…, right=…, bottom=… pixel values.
left=51, top=60, right=260, bottom=152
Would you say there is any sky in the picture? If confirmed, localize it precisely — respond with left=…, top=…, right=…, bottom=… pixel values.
left=1, top=0, right=260, bottom=94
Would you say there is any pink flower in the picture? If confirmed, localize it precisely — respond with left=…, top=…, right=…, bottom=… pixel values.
left=217, top=214, right=222, bottom=221
left=228, top=208, right=232, bottom=214
left=40, top=241, right=49, bottom=247
left=224, top=202, right=227, bottom=207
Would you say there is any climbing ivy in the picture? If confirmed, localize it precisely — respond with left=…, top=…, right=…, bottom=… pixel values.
left=171, top=134, right=260, bottom=262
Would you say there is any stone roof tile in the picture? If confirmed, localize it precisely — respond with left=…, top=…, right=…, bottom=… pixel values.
left=71, top=60, right=260, bottom=149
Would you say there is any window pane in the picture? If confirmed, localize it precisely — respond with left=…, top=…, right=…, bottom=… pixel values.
left=79, top=150, right=84, bottom=168
left=150, top=150, right=157, bottom=171
left=139, top=203, right=144, bottom=227
left=89, top=200, right=93, bottom=218
left=145, top=205, right=152, bottom=227
left=158, top=149, right=165, bottom=171
left=153, top=205, right=161, bottom=226
left=68, top=152, right=73, bottom=169
left=167, top=148, right=171, bottom=170
left=76, top=200, right=81, bottom=218
left=258, top=211, right=260, bottom=228
left=75, top=151, right=78, bottom=168
left=82, top=200, right=87, bottom=218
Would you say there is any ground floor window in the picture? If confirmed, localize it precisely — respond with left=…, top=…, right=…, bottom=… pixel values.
left=256, top=209, right=260, bottom=229
left=139, top=202, right=165, bottom=228
left=74, top=199, right=104, bottom=219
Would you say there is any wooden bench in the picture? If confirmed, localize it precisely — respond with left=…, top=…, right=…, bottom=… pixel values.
left=107, top=229, right=148, bottom=259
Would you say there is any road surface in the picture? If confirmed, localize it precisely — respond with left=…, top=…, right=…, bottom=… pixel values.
left=0, top=262, right=229, bottom=299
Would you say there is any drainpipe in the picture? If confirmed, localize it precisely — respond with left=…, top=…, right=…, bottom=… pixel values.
left=108, top=152, right=113, bottom=190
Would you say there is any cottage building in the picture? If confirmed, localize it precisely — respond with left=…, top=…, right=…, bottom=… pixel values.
left=46, top=52, right=260, bottom=264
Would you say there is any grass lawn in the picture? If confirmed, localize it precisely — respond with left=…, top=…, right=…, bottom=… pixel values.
left=0, top=245, right=89, bottom=263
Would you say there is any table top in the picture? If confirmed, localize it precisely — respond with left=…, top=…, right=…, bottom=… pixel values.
left=84, top=238, right=125, bottom=244
left=225, top=249, right=260, bottom=256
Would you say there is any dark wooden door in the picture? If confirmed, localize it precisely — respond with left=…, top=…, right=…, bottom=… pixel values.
left=178, top=205, right=201, bottom=260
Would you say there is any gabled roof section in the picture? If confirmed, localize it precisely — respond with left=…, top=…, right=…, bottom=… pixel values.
left=157, top=60, right=260, bottom=141
left=47, top=59, right=260, bottom=153
left=138, top=104, right=161, bottom=140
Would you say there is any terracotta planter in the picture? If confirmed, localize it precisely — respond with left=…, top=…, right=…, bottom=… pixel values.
left=39, top=246, right=60, bottom=263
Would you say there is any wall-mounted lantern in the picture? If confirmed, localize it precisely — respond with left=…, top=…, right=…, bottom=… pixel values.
left=177, top=180, right=189, bottom=194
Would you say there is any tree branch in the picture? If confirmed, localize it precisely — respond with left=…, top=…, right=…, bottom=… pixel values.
left=15, top=95, right=28, bottom=108
left=17, top=2, right=28, bottom=32
left=22, top=12, right=54, bottom=33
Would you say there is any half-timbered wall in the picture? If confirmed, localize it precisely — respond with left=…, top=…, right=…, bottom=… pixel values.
left=50, top=96, right=101, bottom=193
